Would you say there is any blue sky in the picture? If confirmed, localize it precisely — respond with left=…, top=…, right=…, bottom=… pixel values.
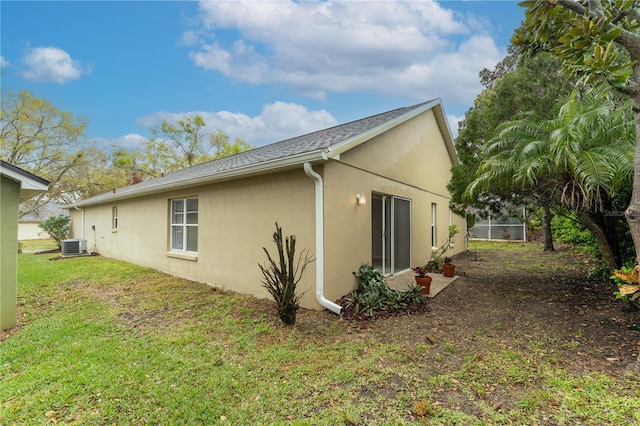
left=1, top=0, right=524, bottom=150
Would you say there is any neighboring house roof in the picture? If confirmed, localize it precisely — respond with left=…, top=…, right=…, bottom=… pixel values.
left=0, top=160, right=50, bottom=202
left=19, top=202, right=66, bottom=223
left=67, top=99, right=456, bottom=208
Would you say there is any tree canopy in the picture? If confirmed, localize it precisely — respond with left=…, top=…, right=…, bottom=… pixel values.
left=448, top=51, right=575, bottom=231
left=1, top=90, right=255, bottom=215
left=514, top=0, right=640, bottom=271
left=0, top=90, right=88, bottom=217
left=467, top=84, right=635, bottom=268
left=114, top=115, right=254, bottom=182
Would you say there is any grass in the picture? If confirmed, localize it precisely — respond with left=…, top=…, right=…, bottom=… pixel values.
left=2, top=249, right=639, bottom=425
left=19, top=238, right=57, bottom=251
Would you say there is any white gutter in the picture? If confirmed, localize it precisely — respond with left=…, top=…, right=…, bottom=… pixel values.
left=74, top=206, right=85, bottom=240
left=303, top=162, right=343, bottom=315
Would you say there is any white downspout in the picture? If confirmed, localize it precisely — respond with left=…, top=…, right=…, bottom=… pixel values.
left=303, top=162, right=343, bottom=314
left=74, top=206, right=85, bottom=240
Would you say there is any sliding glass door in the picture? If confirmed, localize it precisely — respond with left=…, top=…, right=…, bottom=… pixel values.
left=371, top=194, right=411, bottom=275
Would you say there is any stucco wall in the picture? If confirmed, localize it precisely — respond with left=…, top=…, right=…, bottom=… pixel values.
left=1, top=175, right=20, bottom=330
left=322, top=109, right=465, bottom=301
left=69, top=169, right=321, bottom=308
left=340, top=109, right=455, bottom=189
left=18, top=222, right=51, bottom=240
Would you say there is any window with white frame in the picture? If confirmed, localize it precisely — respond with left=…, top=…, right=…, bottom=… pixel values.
left=170, top=197, right=198, bottom=253
left=112, top=206, right=118, bottom=230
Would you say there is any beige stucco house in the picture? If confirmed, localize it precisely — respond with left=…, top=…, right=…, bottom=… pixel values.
left=1, top=161, right=49, bottom=330
left=66, top=100, right=465, bottom=313
left=18, top=204, right=65, bottom=240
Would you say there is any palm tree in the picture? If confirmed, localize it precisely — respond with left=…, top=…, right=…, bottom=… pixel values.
left=466, top=84, right=634, bottom=269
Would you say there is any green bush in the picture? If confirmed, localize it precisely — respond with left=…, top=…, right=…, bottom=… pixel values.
left=344, top=264, right=422, bottom=318
left=551, top=214, right=596, bottom=249
left=38, top=215, right=70, bottom=248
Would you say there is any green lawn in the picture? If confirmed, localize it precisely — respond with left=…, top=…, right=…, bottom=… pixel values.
left=19, top=238, right=58, bottom=251
left=1, top=250, right=639, bottom=425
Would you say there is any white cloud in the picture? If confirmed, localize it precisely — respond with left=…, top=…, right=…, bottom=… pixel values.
left=186, top=0, right=504, bottom=104
left=20, top=46, right=91, bottom=84
left=447, top=114, right=463, bottom=140
left=137, top=102, right=337, bottom=146
left=179, top=29, right=202, bottom=46
left=0, top=56, right=10, bottom=68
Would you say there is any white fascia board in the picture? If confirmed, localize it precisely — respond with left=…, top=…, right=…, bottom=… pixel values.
left=0, top=166, right=49, bottom=192
left=431, top=101, right=459, bottom=165
left=67, top=149, right=329, bottom=208
left=1, top=165, right=49, bottom=202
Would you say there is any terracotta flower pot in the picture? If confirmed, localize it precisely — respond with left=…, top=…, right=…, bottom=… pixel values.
left=415, top=276, right=432, bottom=294
left=442, top=263, right=455, bottom=277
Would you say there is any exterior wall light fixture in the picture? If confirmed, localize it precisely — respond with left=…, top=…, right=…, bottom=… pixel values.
left=356, top=194, right=367, bottom=205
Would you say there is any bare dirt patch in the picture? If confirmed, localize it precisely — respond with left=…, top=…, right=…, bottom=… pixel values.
left=358, top=244, right=640, bottom=371
left=439, top=245, right=638, bottom=367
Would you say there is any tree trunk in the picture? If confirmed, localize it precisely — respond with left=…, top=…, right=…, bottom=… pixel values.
left=624, top=110, right=640, bottom=369
left=625, top=112, right=640, bottom=268
left=600, top=199, right=622, bottom=268
left=575, top=210, right=619, bottom=271
left=541, top=205, right=555, bottom=252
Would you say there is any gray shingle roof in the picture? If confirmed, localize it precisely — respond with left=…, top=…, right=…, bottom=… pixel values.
left=71, top=100, right=446, bottom=207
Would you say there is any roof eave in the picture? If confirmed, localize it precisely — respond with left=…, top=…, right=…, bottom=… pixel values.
left=65, top=149, right=329, bottom=208
left=0, top=161, right=50, bottom=202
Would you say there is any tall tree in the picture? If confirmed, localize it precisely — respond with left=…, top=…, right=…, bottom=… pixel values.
left=110, top=116, right=255, bottom=185
left=514, top=0, right=640, bottom=272
left=448, top=51, right=575, bottom=249
left=466, top=84, right=634, bottom=269
left=57, top=148, right=130, bottom=204
left=0, top=90, right=87, bottom=217
left=142, top=115, right=254, bottom=176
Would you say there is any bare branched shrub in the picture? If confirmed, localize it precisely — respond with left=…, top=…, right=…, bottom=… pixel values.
left=259, top=223, right=313, bottom=325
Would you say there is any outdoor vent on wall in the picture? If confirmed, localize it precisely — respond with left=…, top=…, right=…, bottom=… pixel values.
left=61, top=239, right=87, bottom=256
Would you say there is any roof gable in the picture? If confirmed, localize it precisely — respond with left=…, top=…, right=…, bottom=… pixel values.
left=70, top=99, right=455, bottom=207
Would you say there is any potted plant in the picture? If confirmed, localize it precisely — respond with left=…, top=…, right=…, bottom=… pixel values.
left=427, top=224, right=460, bottom=275
left=442, top=256, right=455, bottom=277
left=413, top=266, right=432, bottom=294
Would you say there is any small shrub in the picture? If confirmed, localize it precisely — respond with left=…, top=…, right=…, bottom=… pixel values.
left=17, top=240, right=23, bottom=254
left=258, top=223, right=313, bottom=325
left=38, top=215, right=70, bottom=248
left=343, top=264, right=424, bottom=318
left=611, top=265, right=640, bottom=311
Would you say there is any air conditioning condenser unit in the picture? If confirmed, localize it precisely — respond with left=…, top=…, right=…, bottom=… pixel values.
left=61, top=239, right=87, bottom=256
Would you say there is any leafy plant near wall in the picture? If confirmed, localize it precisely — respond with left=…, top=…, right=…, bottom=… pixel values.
left=259, top=222, right=313, bottom=325
left=344, top=264, right=423, bottom=318
left=38, top=215, right=70, bottom=249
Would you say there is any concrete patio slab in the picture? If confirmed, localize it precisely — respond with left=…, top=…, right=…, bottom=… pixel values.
left=386, top=270, right=459, bottom=298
